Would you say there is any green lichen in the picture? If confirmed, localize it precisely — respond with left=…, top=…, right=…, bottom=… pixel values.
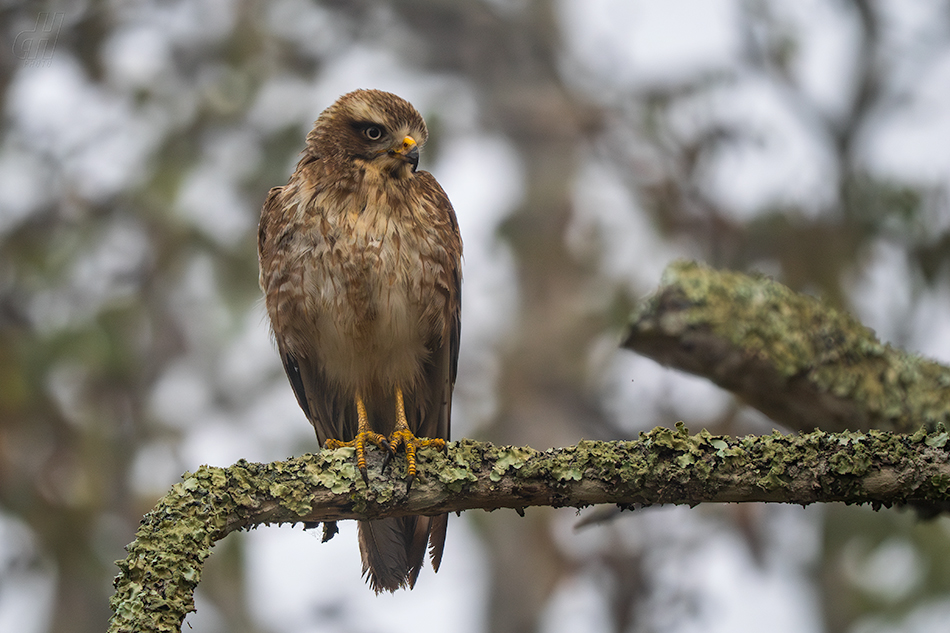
left=490, top=447, right=537, bottom=482
left=646, top=421, right=693, bottom=452
left=628, top=261, right=950, bottom=433
left=548, top=450, right=586, bottom=482
left=492, top=445, right=542, bottom=480
left=931, top=474, right=950, bottom=495
left=926, top=432, right=949, bottom=448
left=111, top=427, right=950, bottom=632
left=305, top=450, right=360, bottom=495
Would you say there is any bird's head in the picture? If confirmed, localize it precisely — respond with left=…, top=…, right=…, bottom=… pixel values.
left=307, top=89, right=429, bottom=179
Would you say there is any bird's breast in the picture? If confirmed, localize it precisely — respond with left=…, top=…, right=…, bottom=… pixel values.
left=276, top=188, right=443, bottom=391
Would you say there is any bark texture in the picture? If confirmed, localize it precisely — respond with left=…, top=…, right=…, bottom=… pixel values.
left=110, top=262, right=950, bottom=632
left=110, top=426, right=950, bottom=632
left=624, top=260, right=950, bottom=433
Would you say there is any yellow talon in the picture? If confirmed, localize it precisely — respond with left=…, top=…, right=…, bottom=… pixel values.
left=388, top=387, right=446, bottom=486
left=325, top=394, right=388, bottom=482
left=326, top=389, right=445, bottom=488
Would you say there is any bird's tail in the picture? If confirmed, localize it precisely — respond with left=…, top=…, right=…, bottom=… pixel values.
left=358, top=514, right=447, bottom=592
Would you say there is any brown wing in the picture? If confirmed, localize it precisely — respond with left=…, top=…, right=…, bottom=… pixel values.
left=258, top=181, right=355, bottom=446
left=403, top=171, right=461, bottom=578
left=412, top=170, right=462, bottom=443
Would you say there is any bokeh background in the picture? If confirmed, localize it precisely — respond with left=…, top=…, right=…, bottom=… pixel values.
left=4, top=1, right=950, bottom=632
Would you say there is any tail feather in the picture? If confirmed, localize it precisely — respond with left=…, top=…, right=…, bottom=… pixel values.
left=428, top=513, right=448, bottom=572
left=358, top=514, right=449, bottom=592
left=406, top=516, right=430, bottom=589
left=358, top=518, right=410, bottom=593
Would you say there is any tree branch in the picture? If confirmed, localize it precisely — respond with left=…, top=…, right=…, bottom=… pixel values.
left=623, top=260, right=950, bottom=433
left=110, top=260, right=950, bottom=631
left=110, top=427, right=950, bottom=632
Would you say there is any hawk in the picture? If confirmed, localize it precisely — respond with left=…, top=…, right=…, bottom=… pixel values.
left=258, top=89, right=462, bottom=592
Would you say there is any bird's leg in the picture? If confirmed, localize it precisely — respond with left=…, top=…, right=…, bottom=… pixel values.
left=387, top=386, right=445, bottom=489
left=325, top=393, right=389, bottom=483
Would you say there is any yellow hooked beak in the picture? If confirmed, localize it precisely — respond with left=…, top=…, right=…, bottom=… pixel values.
left=388, top=136, right=420, bottom=170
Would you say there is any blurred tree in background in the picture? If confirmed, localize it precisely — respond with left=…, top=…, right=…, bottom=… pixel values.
left=3, top=1, right=950, bottom=632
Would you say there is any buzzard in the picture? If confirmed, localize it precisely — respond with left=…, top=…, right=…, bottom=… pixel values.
left=258, top=89, right=462, bottom=592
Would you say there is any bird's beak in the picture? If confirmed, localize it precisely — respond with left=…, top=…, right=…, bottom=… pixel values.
left=389, top=136, right=420, bottom=170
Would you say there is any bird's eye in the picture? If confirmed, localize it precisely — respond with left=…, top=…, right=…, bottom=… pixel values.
left=363, top=125, right=384, bottom=141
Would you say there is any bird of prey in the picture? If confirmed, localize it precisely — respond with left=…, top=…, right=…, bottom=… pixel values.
left=258, top=89, right=462, bottom=593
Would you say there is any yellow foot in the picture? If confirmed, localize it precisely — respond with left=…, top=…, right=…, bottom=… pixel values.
left=387, top=427, right=445, bottom=487
left=325, top=431, right=389, bottom=482
left=324, top=394, right=388, bottom=483
left=389, top=387, right=447, bottom=488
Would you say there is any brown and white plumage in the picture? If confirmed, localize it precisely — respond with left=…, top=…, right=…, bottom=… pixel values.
left=258, top=89, right=461, bottom=592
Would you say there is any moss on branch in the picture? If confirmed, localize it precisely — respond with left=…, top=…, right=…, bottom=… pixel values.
left=110, top=261, right=950, bottom=631
left=111, top=427, right=950, bottom=632
left=623, top=260, right=950, bottom=433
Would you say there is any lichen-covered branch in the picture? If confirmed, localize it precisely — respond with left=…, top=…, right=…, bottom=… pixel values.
left=110, top=262, right=950, bottom=631
left=111, top=427, right=950, bottom=632
left=623, top=260, right=950, bottom=433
